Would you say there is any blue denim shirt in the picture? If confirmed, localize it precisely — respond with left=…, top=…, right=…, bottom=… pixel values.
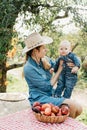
left=23, top=57, right=53, bottom=105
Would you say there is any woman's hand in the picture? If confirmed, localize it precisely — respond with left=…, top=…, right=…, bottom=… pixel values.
left=59, top=60, right=63, bottom=66
left=49, top=68, right=54, bottom=74
left=51, top=63, right=63, bottom=86
left=67, top=62, right=75, bottom=68
left=71, top=66, right=79, bottom=73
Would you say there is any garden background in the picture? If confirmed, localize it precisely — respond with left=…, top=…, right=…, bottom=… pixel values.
left=0, top=0, right=87, bottom=125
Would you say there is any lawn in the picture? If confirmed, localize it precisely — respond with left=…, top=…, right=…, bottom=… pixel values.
left=7, top=67, right=28, bottom=92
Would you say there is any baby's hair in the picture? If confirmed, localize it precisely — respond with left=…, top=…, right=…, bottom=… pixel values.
left=59, top=40, right=72, bottom=51
left=60, top=40, right=71, bottom=47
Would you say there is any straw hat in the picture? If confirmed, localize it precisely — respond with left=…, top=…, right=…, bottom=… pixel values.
left=22, top=32, right=53, bottom=55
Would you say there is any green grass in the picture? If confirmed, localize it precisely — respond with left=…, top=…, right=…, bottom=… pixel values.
left=77, top=108, right=87, bottom=125
left=7, top=74, right=28, bottom=92
left=75, top=78, right=87, bottom=90
left=74, top=78, right=87, bottom=125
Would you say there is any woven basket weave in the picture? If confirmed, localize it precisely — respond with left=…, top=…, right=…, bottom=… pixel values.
left=34, top=112, right=69, bottom=123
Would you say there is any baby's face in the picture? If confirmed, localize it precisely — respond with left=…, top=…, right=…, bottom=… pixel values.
left=59, top=43, right=71, bottom=56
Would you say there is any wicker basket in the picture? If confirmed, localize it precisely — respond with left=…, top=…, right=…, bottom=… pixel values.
left=34, top=112, right=69, bottom=123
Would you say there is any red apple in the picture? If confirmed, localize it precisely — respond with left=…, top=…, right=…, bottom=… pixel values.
left=49, top=103, right=54, bottom=108
left=51, top=106, right=59, bottom=114
left=33, top=101, right=41, bottom=107
left=61, top=106, right=70, bottom=115
left=34, top=106, right=41, bottom=111
left=44, top=107, right=51, bottom=116
left=56, top=108, right=62, bottom=116
left=41, top=103, right=51, bottom=111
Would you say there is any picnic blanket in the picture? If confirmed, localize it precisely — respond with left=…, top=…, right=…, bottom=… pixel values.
left=0, top=108, right=87, bottom=130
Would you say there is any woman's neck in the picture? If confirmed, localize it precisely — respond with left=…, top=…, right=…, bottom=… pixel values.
left=31, top=55, right=40, bottom=64
left=31, top=49, right=41, bottom=64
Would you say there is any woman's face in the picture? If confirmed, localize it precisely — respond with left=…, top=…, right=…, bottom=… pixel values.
left=36, top=45, right=47, bottom=58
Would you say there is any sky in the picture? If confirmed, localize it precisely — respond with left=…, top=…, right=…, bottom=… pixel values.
left=14, top=5, right=87, bottom=37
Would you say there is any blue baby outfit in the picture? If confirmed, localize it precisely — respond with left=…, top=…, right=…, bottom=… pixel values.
left=54, top=52, right=80, bottom=98
left=23, top=57, right=65, bottom=106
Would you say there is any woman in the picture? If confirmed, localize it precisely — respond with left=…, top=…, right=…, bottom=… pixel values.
left=23, top=32, right=82, bottom=118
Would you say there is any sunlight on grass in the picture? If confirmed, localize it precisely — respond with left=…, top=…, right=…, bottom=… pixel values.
left=75, top=78, right=87, bottom=90
left=77, top=108, right=87, bottom=125
left=7, top=74, right=28, bottom=92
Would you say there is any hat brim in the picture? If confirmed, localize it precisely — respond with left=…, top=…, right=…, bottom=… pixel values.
left=22, top=36, right=53, bottom=55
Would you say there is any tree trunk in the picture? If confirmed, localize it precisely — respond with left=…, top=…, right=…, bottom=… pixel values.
left=0, top=63, right=7, bottom=92
left=82, top=59, right=87, bottom=71
left=0, top=60, right=24, bottom=92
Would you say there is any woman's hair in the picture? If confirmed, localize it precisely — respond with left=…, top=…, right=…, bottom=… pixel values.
left=26, top=46, right=41, bottom=61
left=25, top=45, right=51, bottom=70
left=23, top=46, right=42, bottom=78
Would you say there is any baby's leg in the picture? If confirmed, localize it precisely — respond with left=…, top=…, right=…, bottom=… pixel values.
left=63, top=75, right=77, bottom=98
left=54, top=75, right=65, bottom=97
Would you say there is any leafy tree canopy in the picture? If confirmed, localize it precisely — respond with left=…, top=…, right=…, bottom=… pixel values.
left=0, top=0, right=87, bottom=92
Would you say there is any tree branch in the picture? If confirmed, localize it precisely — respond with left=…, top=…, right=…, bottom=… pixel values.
left=55, top=6, right=71, bottom=20
left=72, top=42, right=79, bottom=52
left=6, top=62, right=24, bottom=71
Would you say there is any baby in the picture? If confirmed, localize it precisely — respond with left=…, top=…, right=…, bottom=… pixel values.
left=52, top=40, right=80, bottom=98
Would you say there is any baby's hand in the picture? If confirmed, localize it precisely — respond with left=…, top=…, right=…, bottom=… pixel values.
left=71, top=66, right=79, bottom=73
left=49, top=68, right=54, bottom=74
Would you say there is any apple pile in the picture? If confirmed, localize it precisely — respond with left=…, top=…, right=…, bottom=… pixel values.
left=32, top=102, right=70, bottom=116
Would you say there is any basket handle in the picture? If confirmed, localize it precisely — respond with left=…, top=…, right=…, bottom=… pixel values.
left=32, top=107, right=42, bottom=115
left=59, top=103, right=70, bottom=108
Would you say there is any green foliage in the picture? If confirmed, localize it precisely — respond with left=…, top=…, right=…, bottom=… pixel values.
left=7, top=73, right=28, bottom=92
left=75, top=77, right=87, bottom=89
left=0, top=0, right=87, bottom=62
left=77, top=108, right=87, bottom=125
left=47, top=31, right=63, bottom=59
left=0, top=29, right=12, bottom=62
left=0, top=0, right=87, bottom=92
left=58, top=32, right=87, bottom=60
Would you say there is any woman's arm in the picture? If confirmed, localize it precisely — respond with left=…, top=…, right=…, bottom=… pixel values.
left=24, top=59, right=62, bottom=91
left=51, top=61, right=63, bottom=86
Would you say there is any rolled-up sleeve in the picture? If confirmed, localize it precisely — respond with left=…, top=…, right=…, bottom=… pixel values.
left=73, top=55, right=81, bottom=68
